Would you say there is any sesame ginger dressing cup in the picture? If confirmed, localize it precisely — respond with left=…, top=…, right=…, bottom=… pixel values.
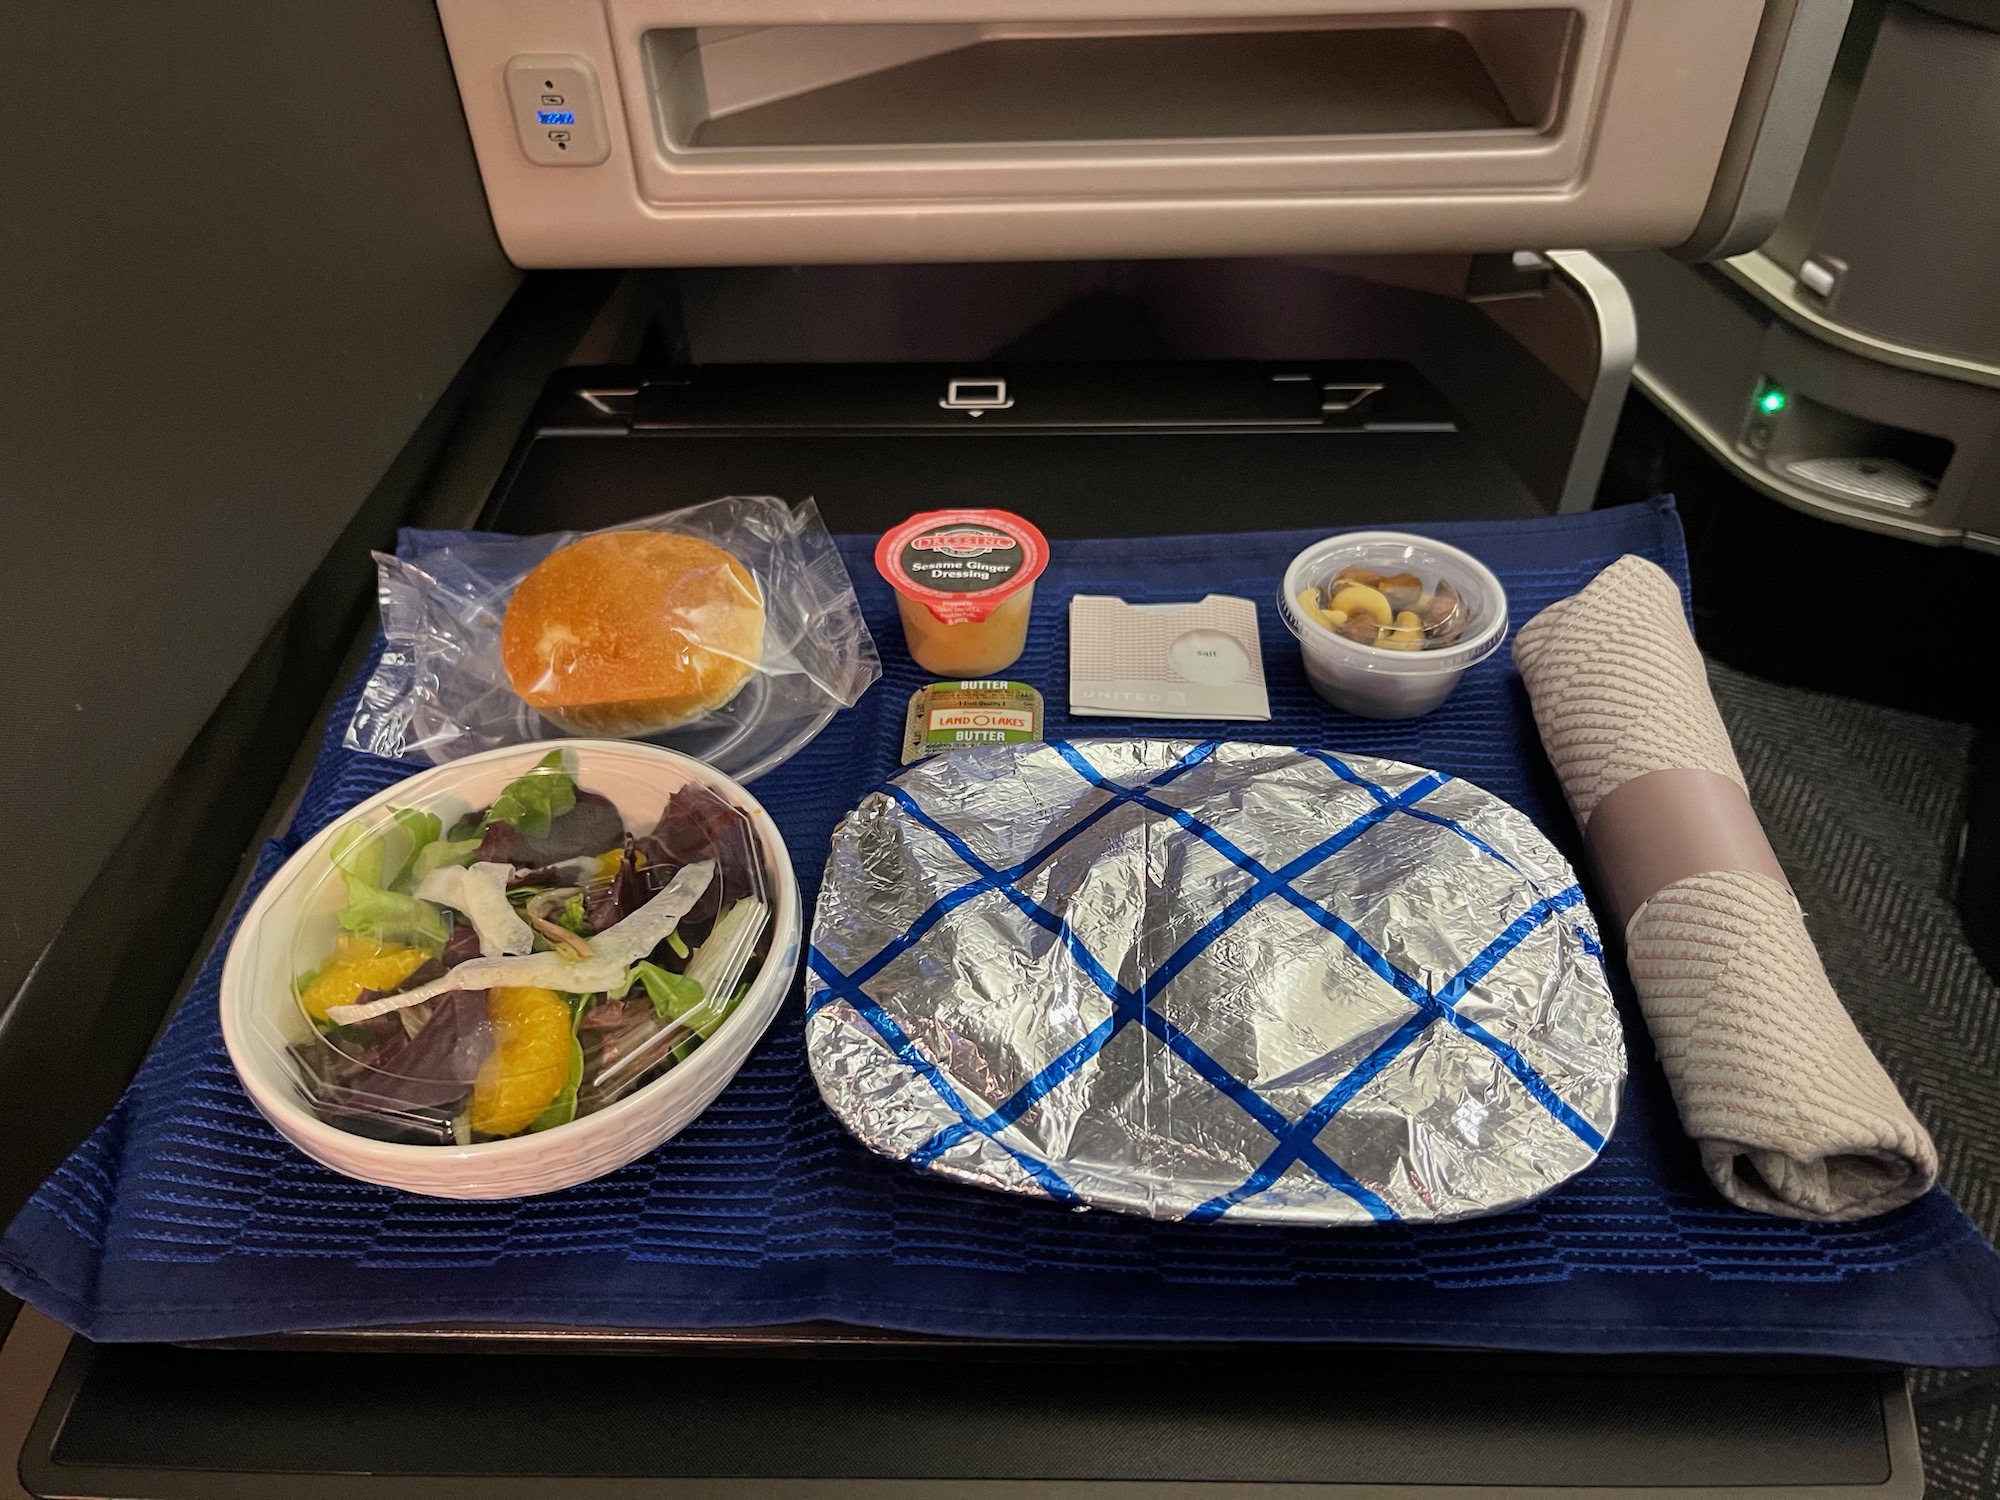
left=875, top=510, right=1050, bottom=677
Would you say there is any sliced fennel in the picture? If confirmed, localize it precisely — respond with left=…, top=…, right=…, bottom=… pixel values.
left=325, top=860, right=715, bottom=1025
left=415, top=862, right=535, bottom=957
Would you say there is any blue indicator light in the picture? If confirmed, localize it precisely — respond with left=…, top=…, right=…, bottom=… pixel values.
left=536, top=110, right=576, bottom=126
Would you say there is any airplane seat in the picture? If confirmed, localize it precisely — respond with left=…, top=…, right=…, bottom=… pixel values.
left=1607, top=0, right=2000, bottom=553
left=1774, top=0, right=2000, bottom=368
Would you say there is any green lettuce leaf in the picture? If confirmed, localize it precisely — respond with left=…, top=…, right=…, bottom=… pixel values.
left=483, top=750, right=576, bottom=839
left=391, top=806, right=441, bottom=856
left=329, top=806, right=442, bottom=894
left=631, top=963, right=743, bottom=1066
left=695, top=980, right=748, bottom=1043
left=631, top=961, right=703, bottom=1022
left=673, top=981, right=747, bottom=1064
left=336, top=882, right=448, bottom=955
left=326, top=805, right=453, bottom=954
left=409, top=833, right=483, bottom=886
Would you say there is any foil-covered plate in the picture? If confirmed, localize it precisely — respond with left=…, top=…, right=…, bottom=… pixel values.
left=806, top=741, right=1624, bottom=1225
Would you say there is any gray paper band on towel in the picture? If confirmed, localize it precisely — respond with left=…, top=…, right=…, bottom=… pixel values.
left=1585, top=767, right=1791, bottom=931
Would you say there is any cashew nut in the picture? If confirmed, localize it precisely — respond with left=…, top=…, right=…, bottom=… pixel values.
left=1377, top=609, right=1426, bottom=651
left=1298, top=588, right=1357, bottom=632
left=1328, top=583, right=1394, bottom=626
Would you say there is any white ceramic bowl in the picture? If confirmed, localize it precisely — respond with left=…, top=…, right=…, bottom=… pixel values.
left=1278, top=531, right=1509, bottom=719
left=220, top=741, right=801, bottom=1199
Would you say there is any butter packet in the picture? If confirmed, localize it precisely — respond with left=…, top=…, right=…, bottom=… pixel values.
left=902, top=681, right=1045, bottom=764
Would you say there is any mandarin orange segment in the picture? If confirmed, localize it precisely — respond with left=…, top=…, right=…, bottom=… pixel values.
left=299, top=937, right=431, bottom=1024
left=470, top=986, right=573, bottom=1137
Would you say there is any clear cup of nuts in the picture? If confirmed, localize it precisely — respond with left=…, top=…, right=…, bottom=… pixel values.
left=1279, top=531, right=1508, bottom=719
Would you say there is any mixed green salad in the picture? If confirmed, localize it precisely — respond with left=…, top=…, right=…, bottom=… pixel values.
left=291, top=751, right=770, bottom=1145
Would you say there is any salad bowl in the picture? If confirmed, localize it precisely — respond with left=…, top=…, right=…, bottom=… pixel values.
left=220, top=741, right=801, bottom=1199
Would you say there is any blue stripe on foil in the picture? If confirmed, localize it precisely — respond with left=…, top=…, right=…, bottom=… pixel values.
left=977, top=753, right=1432, bottom=1132
left=884, top=749, right=1410, bottom=1219
left=1400, top=807, right=1604, bottom=958
left=1301, top=747, right=1398, bottom=807
left=805, top=951, right=1081, bottom=1203
left=1203, top=884, right=1608, bottom=1218
left=1431, top=885, right=1587, bottom=1009
left=1187, top=1009, right=1436, bottom=1223
left=820, top=743, right=1599, bottom=1223
left=834, top=743, right=1222, bottom=998
left=1295, top=884, right=1605, bottom=1148
left=1402, top=805, right=1512, bottom=866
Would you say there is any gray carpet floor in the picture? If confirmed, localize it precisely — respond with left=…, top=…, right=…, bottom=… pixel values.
left=1708, top=660, right=1998, bottom=1499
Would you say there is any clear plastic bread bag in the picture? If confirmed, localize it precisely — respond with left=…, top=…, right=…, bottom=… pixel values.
left=345, top=496, right=880, bottom=782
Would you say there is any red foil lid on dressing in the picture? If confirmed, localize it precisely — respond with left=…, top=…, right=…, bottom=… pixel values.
left=874, top=510, right=1051, bottom=625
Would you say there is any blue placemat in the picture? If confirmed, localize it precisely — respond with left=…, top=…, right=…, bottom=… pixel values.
left=8, top=499, right=2000, bottom=1361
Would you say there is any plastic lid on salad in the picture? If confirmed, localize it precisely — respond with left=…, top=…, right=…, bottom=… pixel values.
left=284, top=750, right=773, bottom=1146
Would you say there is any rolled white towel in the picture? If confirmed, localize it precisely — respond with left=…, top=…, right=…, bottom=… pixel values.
left=1512, top=554, right=1936, bottom=1221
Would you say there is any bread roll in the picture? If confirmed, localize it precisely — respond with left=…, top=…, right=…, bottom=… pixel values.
left=501, top=530, right=765, bottom=736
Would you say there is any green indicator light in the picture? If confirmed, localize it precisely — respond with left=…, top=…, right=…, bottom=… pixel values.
left=1758, top=388, right=1788, bottom=415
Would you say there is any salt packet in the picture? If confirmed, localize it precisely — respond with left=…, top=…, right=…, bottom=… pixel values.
left=1068, top=594, right=1270, bottom=721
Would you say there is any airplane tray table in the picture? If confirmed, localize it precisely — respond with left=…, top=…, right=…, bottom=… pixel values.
left=6, top=500, right=2000, bottom=1364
